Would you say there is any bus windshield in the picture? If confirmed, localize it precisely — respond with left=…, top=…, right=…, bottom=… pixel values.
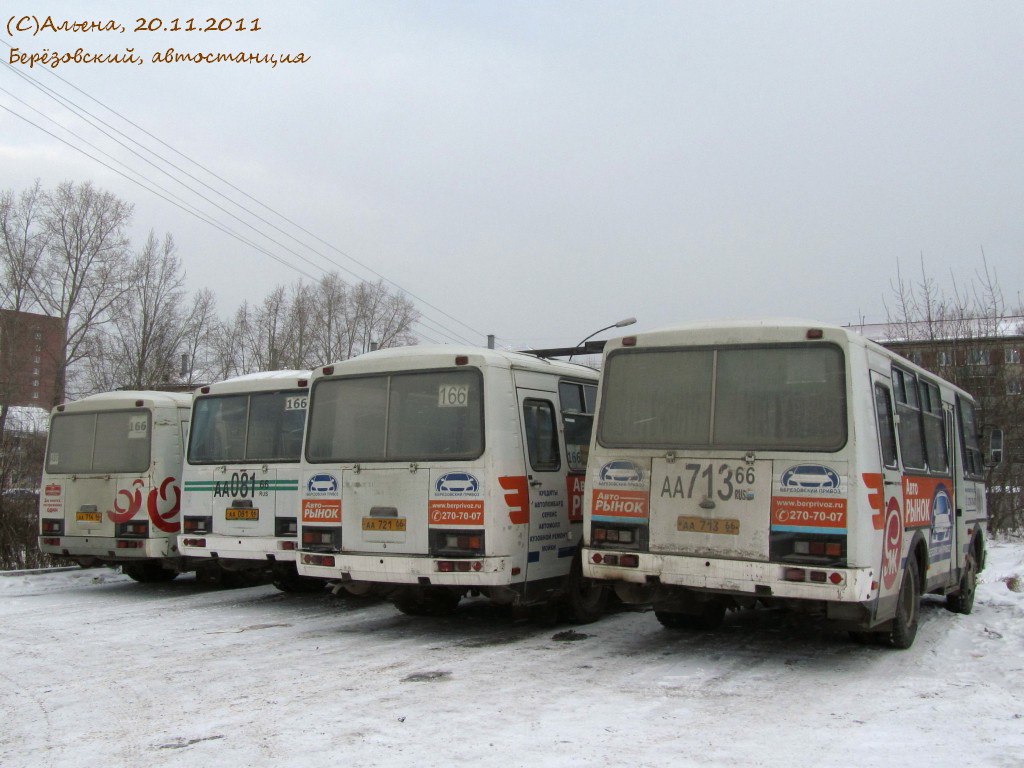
left=188, top=390, right=306, bottom=463
left=46, top=410, right=152, bottom=474
left=598, top=344, right=847, bottom=451
left=306, top=369, right=484, bottom=462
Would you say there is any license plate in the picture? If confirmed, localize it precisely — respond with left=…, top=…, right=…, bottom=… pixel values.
left=362, top=517, right=407, bottom=532
left=226, top=508, right=259, bottom=521
left=677, top=516, right=740, bottom=535
left=76, top=511, right=102, bottom=523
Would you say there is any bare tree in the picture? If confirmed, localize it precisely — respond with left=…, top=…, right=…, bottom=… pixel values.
left=105, top=231, right=190, bottom=389
left=0, top=181, right=49, bottom=434
left=35, top=181, right=134, bottom=404
left=885, top=253, right=1024, bottom=532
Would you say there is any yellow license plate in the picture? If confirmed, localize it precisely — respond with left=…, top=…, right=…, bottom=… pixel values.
left=226, top=508, right=259, bottom=521
left=76, top=511, right=102, bottom=523
left=362, top=517, right=407, bottom=532
left=678, top=516, right=740, bottom=535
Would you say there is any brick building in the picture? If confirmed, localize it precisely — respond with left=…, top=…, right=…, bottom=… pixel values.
left=0, top=309, right=64, bottom=409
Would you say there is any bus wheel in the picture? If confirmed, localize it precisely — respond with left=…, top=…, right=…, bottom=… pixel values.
left=123, top=561, right=177, bottom=583
left=886, top=563, right=920, bottom=649
left=560, top=550, right=610, bottom=624
left=394, top=587, right=460, bottom=617
left=272, top=563, right=325, bottom=593
left=655, top=602, right=725, bottom=631
left=945, top=548, right=978, bottom=615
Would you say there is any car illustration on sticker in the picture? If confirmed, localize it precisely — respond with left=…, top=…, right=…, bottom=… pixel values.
left=600, top=460, right=643, bottom=483
left=307, top=473, right=339, bottom=494
left=435, top=472, right=479, bottom=493
left=780, top=464, right=840, bottom=489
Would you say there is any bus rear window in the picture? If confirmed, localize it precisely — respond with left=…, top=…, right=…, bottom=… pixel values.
left=306, top=369, right=484, bottom=462
left=598, top=344, right=846, bottom=451
left=46, top=410, right=152, bottom=474
left=188, top=391, right=306, bottom=464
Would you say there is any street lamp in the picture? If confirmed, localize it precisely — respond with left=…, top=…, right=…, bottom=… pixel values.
left=569, top=317, right=636, bottom=360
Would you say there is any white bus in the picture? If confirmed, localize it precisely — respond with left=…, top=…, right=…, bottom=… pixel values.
left=295, top=346, right=607, bottom=620
left=583, top=320, right=991, bottom=647
left=178, top=371, right=317, bottom=591
left=38, top=390, right=192, bottom=582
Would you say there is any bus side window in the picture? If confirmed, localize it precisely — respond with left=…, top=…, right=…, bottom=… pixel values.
left=524, top=399, right=560, bottom=472
left=873, top=383, right=898, bottom=469
left=919, top=380, right=948, bottom=474
left=892, top=368, right=926, bottom=471
left=558, top=381, right=594, bottom=472
left=956, top=396, right=984, bottom=478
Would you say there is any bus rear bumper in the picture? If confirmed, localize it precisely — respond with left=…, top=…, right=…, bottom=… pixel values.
left=178, top=534, right=297, bottom=562
left=38, top=535, right=174, bottom=561
left=296, top=552, right=516, bottom=587
left=582, top=548, right=878, bottom=603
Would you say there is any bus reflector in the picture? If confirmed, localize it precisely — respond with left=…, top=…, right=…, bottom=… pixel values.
left=592, top=553, right=603, bottom=564
left=511, top=567, right=521, bottom=576
left=829, top=572, right=843, bottom=585
left=301, top=554, right=335, bottom=567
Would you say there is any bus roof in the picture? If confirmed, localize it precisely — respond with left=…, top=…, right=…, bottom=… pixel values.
left=313, top=345, right=598, bottom=381
left=197, top=370, right=311, bottom=395
left=52, top=390, right=192, bottom=414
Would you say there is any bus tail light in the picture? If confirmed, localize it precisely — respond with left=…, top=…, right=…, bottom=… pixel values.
left=42, top=537, right=60, bottom=546
left=591, top=553, right=640, bottom=568
left=183, top=516, right=212, bottom=534
left=275, top=517, right=298, bottom=537
left=301, top=553, right=335, bottom=567
left=41, top=519, right=64, bottom=535
left=116, top=540, right=144, bottom=549
left=115, top=521, right=149, bottom=538
left=784, top=568, right=806, bottom=582
left=436, top=560, right=482, bottom=573
left=302, top=527, right=340, bottom=552
left=182, top=538, right=207, bottom=547
left=279, top=541, right=296, bottom=550
left=430, top=530, right=484, bottom=556
left=591, top=524, right=644, bottom=550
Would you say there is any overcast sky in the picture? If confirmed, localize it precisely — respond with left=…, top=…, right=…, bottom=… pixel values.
left=3, top=1, right=1023, bottom=350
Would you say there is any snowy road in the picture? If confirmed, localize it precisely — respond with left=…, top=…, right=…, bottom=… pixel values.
left=2, top=542, right=1023, bottom=768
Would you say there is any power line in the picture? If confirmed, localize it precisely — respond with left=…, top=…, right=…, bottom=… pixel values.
left=0, top=46, right=486, bottom=346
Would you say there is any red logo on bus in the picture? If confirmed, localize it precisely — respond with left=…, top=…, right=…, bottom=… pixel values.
left=881, top=497, right=903, bottom=591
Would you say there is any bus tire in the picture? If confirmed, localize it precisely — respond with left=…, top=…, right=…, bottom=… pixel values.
left=123, top=561, right=177, bottom=583
left=945, top=548, right=978, bottom=615
left=394, top=587, right=460, bottom=617
left=885, top=562, right=920, bottom=649
left=560, top=550, right=609, bottom=624
left=655, top=602, right=725, bottom=631
left=272, top=563, right=325, bottom=593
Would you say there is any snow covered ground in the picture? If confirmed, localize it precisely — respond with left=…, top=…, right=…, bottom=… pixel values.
left=1, top=541, right=1022, bottom=768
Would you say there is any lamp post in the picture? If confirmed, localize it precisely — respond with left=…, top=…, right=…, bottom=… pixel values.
left=569, top=317, right=636, bottom=360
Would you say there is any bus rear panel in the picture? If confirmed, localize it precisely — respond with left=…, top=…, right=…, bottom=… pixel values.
left=583, top=320, right=987, bottom=645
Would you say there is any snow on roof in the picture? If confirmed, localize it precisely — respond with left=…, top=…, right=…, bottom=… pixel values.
left=845, top=316, right=1024, bottom=343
